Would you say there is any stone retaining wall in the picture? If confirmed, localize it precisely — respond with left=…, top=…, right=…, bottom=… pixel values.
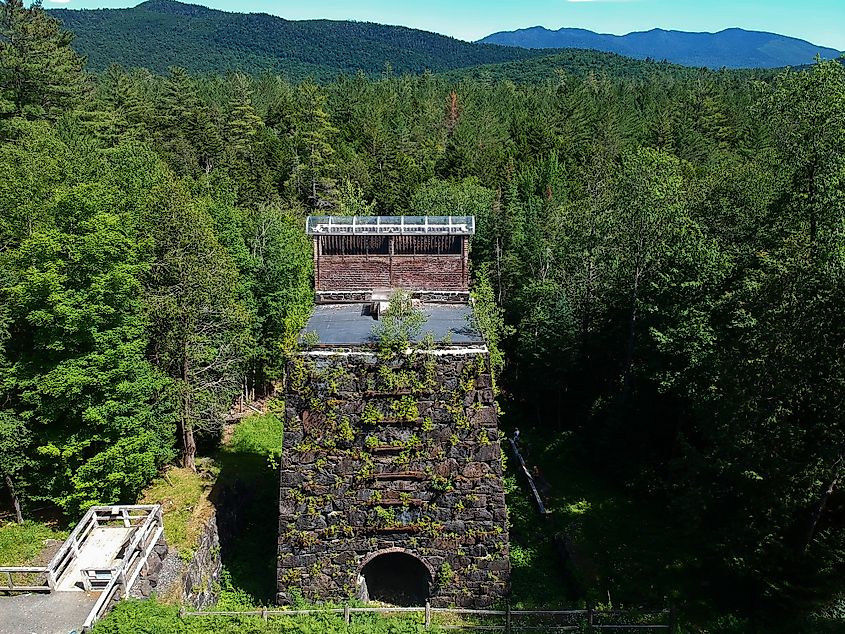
left=135, top=514, right=221, bottom=610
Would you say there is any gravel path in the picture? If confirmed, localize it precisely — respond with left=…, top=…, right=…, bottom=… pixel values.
left=0, top=592, right=95, bottom=634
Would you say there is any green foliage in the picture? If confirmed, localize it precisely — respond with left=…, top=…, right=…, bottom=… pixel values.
left=3, top=12, right=845, bottom=629
left=0, top=0, right=87, bottom=120
left=0, top=134, right=176, bottom=515
left=93, top=597, right=443, bottom=633
left=372, top=289, right=428, bottom=353
left=52, top=1, right=547, bottom=80
left=468, top=268, right=511, bottom=393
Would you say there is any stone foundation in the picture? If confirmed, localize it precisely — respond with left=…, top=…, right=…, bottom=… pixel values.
left=277, top=348, right=510, bottom=608
left=315, top=290, right=471, bottom=304
left=139, top=514, right=222, bottom=609
left=130, top=536, right=169, bottom=599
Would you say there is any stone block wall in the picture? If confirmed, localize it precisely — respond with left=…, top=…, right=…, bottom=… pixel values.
left=277, top=348, right=510, bottom=608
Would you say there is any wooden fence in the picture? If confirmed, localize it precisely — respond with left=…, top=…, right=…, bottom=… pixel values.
left=181, top=604, right=675, bottom=632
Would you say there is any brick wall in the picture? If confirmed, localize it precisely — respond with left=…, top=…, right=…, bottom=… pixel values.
left=316, top=255, right=392, bottom=290
left=315, top=237, right=470, bottom=292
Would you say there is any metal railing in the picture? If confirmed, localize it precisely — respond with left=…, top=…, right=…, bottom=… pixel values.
left=306, top=216, right=476, bottom=236
left=81, top=505, right=164, bottom=631
left=1, top=505, right=164, bottom=632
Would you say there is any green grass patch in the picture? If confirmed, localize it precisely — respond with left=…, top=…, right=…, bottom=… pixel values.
left=140, top=463, right=216, bottom=557
left=93, top=597, right=442, bottom=633
left=226, top=412, right=283, bottom=459
left=0, top=520, right=67, bottom=566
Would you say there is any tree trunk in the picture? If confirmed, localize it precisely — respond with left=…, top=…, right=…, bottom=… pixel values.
left=799, top=445, right=845, bottom=555
left=181, top=421, right=197, bottom=472
left=180, top=355, right=197, bottom=471
left=4, top=474, right=23, bottom=524
left=621, top=269, right=641, bottom=402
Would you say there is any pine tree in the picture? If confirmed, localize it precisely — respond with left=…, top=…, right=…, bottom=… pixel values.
left=0, top=0, right=87, bottom=120
left=224, top=72, right=263, bottom=156
left=289, top=80, right=338, bottom=208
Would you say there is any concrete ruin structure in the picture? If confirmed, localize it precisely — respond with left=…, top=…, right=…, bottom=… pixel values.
left=276, top=216, right=510, bottom=608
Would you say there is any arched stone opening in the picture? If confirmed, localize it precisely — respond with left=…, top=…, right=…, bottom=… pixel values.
left=358, top=549, right=433, bottom=606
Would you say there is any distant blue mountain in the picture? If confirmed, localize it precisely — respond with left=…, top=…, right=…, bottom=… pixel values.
left=478, top=27, right=843, bottom=69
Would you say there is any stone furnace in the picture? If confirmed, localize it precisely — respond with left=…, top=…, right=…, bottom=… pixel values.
left=277, top=216, right=509, bottom=608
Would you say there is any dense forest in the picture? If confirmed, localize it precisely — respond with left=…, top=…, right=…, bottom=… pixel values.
left=2, top=0, right=845, bottom=630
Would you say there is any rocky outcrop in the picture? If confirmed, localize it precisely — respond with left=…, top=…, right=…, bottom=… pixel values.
left=181, top=515, right=222, bottom=609
left=130, top=536, right=169, bottom=599
left=135, top=515, right=221, bottom=609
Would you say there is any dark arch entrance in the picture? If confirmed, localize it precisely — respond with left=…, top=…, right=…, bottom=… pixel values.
left=359, top=550, right=432, bottom=606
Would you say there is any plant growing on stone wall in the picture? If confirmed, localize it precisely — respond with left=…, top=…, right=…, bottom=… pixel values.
left=281, top=568, right=303, bottom=584
left=372, top=289, right=427, bottom=354
left=357, top=452, right=375, bottom=480
left=336, top=417, right=354, bottom=443
left=417, top=515, right=444, bottom=537
left=421, top=416, right=434, bottom=432
left=438, top=562, right=455, bottom=585
left=267, top=446, right=282, bottom=470
left=373, top=505, right=396, bottom=526
left=361, top=402, right=383, bottom=425
left=431, top=475, right=454, bottom=493
left=390, top=396, right=419, bottom=421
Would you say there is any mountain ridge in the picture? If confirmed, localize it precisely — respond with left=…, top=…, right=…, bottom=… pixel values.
left=479, top=26, right=843, bottom=69
left=49, top=0, right=550, bottom=79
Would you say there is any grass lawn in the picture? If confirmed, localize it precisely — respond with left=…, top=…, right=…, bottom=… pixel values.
left=0, top=520, right=67, bottom=566
left=140, top=464, right=216, bottom=558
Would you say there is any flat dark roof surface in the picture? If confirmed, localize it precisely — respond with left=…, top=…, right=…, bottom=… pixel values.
left=302, top=303, right=484, bottom=347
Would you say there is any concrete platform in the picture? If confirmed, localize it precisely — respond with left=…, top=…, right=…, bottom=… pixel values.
left=0, top=592, right=96, bottom=634
left=302, top=303, right=483, bottom=346
left=56, top=527, right=132, bottom=591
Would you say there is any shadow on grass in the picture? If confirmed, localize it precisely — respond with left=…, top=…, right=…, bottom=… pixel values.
left=211, top=413, right=283, bottom=604
left=506, top=429, right=695, bottom=611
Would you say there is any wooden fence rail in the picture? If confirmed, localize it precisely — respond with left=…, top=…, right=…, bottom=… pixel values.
left=180, top=603, right=674, bottom=633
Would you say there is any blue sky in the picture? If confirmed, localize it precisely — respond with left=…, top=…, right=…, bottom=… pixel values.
left=43, top=0, right=845, bottom=50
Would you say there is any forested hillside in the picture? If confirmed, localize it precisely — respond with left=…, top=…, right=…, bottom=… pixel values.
left=49, top=0, right=550, bottom=79
left=3, top=1, right=845, bottom=631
